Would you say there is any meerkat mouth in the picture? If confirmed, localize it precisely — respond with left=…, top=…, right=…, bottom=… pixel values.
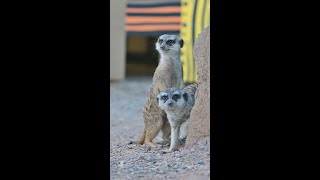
left=165, top=107, right=175, bottom=110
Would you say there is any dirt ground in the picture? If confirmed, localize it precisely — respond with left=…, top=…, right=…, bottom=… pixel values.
left=110, top=77, right=210, bottom=180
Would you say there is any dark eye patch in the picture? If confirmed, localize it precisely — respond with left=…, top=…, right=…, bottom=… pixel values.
left=166, top=40, right=175, bottom=45
left=159, top=39, right=163, bottom=44
left=172, top=94, right=180, bottom=101
left=161, top=95, right=168, bottom=101
left=183, top=93, right=188, bottom=102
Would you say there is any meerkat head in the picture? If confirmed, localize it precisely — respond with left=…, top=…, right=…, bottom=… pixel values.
left=157, top=88, right=188, bottom=111
left=155, top=34, right=184, bottom=56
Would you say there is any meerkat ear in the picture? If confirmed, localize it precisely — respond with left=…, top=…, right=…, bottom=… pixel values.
left=179, top=39, right=184, bottom=48
left=156, top=96, right=159, bottom=104
left=183, top=92, right=188, bottom=102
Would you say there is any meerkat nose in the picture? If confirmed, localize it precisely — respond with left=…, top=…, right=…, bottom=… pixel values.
left=160, top=46, right=165, bottom=50
left=168, top=102, right=173, bottom=106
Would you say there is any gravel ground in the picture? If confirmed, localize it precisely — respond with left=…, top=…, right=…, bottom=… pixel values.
left=110, top=77, right=210, bottom=180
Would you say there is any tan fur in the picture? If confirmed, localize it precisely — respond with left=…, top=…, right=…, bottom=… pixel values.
left=135, top=34, right=184, bottom=147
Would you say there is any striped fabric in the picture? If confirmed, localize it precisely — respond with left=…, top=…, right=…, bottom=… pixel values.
left=180, top=0, right=210, bottom=83
left=126, top=0, right=181, bottom=36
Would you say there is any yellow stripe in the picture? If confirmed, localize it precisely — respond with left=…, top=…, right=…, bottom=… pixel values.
left=180, top=0, right=186, bottom=82
left=181, top=0, right=210, bottom=83
left=195, top=0, right=204, bottom=40
left=180, top=0, right=191, bottom=82
left=204, top=0, right=210, bottom=28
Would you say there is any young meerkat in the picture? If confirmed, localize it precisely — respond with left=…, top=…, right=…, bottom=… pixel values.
left=157, top=83, right=198, bottom=153
left=133, top=34, right=185, bottom=148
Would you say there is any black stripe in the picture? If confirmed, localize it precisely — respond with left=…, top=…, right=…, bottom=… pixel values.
left=127, top=13, right=180, bottom=16
left=126, top=22, right=181, bottom=26
left=127, top=31, right=180, bottom=36
left=127, top=2, right=180, bottom=8
left=191, top=0, right=198, bottom=82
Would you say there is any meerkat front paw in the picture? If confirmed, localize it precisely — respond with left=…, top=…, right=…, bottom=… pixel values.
left=162, top=149, right=173, bottom=153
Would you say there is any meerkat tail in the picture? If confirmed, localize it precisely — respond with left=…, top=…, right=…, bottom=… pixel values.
left=136, top=128, right=146, bottom=144
left=129, top=128, right=146, bottom=145
left=184, top=83, right=198, bottom=94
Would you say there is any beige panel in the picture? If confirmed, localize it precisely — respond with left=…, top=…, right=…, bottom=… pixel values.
left=110, top=0, right=127, bottom=80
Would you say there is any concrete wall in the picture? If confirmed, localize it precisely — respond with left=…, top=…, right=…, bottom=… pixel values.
left=110, top=0, right=127, bottom=80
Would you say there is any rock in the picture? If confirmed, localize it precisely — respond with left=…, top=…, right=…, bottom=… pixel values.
left=158, top=170, right=164, bottom=174
left=127, top=144, right=136, bottom=149
left=143, top=146, right=151, bottom=151
left=186, top=26, right=211, bottom=146
left=119, top=161, right=125, bottom=168
left=199, top=146, right=206, bottom=151
left=175, top=154, right=182, bottom=158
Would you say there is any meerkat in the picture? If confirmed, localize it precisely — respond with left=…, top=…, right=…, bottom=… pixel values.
left=157, top=83, right=198, bottom=153
left=133, top=34, right=185, bottom=148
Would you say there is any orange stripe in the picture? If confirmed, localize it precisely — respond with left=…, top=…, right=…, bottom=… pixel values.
left=126, top=17, right=180, bottom=23
left=127, top=7, right=181, bottom=13
left=126, top=25, right=180, bottom=31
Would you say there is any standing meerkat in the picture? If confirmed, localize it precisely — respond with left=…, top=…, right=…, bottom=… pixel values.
left=133, top=34, right=185, bottom=148
left=157, top=83, right=198, bottom=153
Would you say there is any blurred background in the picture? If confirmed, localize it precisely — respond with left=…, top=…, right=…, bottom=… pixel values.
left=110, top=2, right=210, bottom=177
left=110, top=0, right=210, bottom=83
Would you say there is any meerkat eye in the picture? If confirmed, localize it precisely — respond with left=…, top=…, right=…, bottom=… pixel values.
left=167, top=40, right=174, bottom=45
left=159, top=39, right=163, bottom=44
left=173, top=94, right=180, bottom=100
left=161, top=96, right=168, bottom=100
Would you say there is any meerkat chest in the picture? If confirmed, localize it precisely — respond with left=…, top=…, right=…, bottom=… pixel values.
left=166, top=109, right=188, bottom=123
left=156, top=57, right=183, bottom=81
